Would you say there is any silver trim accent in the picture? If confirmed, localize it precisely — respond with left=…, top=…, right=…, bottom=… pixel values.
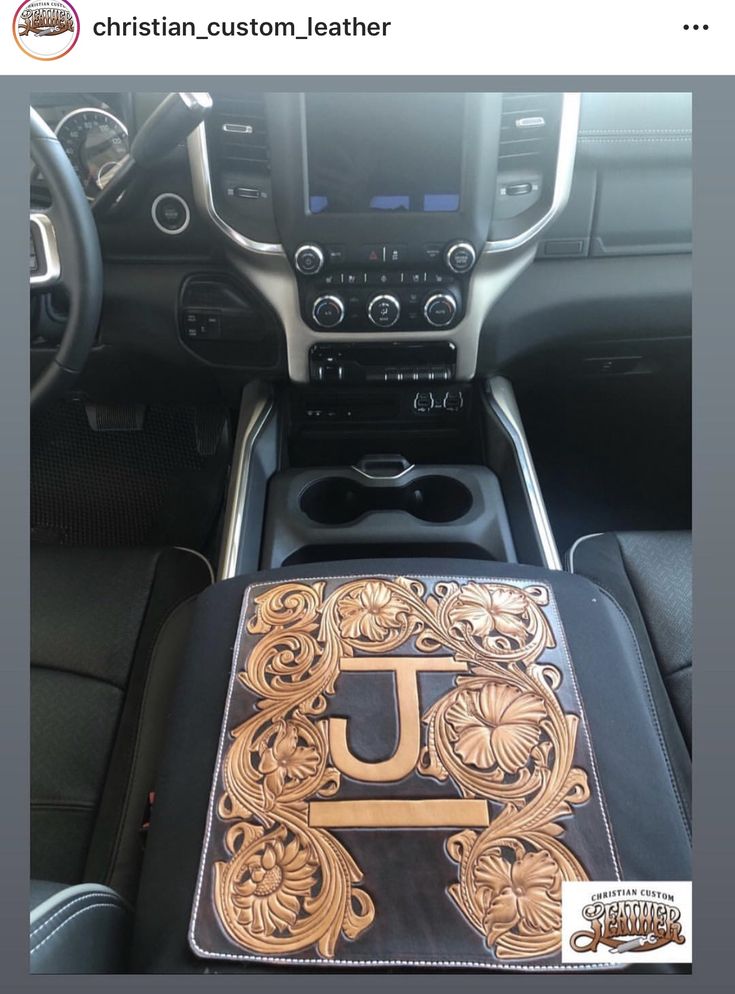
left=485, top=376, right=562, bottom=571
left=444, top=240, right=477, bottom=274
left=352, top=461, right=416, bottom=481
left=222, top=122, right=254, bottom=134
left=187, top=123, right=284, bottom=256
left=151, top=192, right=190, bottom=235
left=30, top=212, right=61, bottom=288
left=218, top=387, right=274, bottom=581
left=567, top=532, right=604, bottom=574
left=423, top=291, right=457, bottom=328
left=294, top=243, right=325, bottom=275
left=485, top=92, right=581, bottom=254
left=515, top=116, right=546, bottom=129
left=55, top=106, right=129, bottom=142
left=312, top=294, right=345, bottom=328
left=173, top=547, right=215, bottom=584
left=367, top=293, right=400, bottom=328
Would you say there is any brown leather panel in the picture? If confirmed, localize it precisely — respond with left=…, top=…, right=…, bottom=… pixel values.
left=189, top=575, right=620, bottom=969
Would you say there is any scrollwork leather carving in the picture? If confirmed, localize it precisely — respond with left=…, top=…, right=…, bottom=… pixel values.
left=191, top=575, right=619, bottom=967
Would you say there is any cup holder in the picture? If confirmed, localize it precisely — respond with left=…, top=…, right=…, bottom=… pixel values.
left=300, top=474, right=473, bottom=526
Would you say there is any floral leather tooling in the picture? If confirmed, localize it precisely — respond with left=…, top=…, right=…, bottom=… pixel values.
left=189, top=575, right=620, bottom=968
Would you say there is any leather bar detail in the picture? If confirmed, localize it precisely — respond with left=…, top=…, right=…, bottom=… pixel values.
left=190, top=575, right=620, bottom=969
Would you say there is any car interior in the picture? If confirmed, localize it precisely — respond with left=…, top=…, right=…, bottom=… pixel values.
left=29, top=90, right=691, bottom=973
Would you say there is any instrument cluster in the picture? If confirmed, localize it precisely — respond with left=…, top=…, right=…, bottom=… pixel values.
left=31, top=95, right=130, bottom=201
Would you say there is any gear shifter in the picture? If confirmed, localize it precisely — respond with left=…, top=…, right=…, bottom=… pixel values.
left=92, top=92, right=212, bottom=217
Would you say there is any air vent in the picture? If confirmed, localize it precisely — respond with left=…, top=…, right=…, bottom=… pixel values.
left=209, top=93, right=270, bottom=172
left=498, top=93, right=560, bottom=167
left=491, top=93, right=569, bottom=242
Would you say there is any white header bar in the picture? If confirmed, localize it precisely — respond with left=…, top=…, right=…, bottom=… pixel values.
left=5, top=1, right=729, bottom=76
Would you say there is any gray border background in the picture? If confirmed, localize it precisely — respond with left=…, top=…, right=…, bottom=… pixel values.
left=0, top=75, right=729, bottom=991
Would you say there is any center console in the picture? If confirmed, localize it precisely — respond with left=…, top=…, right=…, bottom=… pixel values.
left=186, top=91, right=579, bottom=578
left=188, top=90, right=580, bottom=382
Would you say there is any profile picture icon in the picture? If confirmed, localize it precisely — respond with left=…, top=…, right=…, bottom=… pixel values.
left=13, top=1, right=79, bottom=60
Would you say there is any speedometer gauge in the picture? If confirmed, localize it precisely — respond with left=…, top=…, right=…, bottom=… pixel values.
left=55, top=108, right=129, bottom=200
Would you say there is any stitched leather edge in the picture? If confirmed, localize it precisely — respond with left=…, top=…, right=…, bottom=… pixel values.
left=30, top=902, right=126, bottom=956
left=30, top=891, right=117, bottom=938
left=189, top=572, right=625, bottom=971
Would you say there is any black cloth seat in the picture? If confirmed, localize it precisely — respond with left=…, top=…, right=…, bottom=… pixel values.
left=568, top=531, right=692, bottom=751
left=31, top=546, right=212, bottom=903
left=129, top=559, right=691, bottom=973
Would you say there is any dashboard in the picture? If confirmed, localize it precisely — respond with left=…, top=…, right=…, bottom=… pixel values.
left=30, top=90, right=692, bottom=398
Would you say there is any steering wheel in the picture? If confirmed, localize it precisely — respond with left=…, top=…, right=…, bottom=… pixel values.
left=30, top=108, right=103, bottom=411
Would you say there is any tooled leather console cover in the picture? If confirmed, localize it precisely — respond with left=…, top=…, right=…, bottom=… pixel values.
left=189, top=574, right=621, bottom=969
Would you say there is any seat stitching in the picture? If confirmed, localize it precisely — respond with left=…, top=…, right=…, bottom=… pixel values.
left=30, top=902, right=125, bottom=955
left=30, top=891, right=116, bottom=938
left=585, top=581, right=691, bottom=838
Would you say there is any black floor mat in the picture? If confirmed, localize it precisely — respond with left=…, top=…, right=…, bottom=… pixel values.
left=516, top=370, right=692, bottom=555
left=31, top=401, right=231, bottom=550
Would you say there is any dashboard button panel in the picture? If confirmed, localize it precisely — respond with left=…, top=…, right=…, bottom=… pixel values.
left=292, top=238, right=476, bottom=332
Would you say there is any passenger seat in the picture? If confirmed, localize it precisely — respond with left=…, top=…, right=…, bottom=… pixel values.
left=568, top=531, right=692, bottom=751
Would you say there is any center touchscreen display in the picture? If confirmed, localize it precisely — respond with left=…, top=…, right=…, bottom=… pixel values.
left=306, top=92, right=464, bottom=214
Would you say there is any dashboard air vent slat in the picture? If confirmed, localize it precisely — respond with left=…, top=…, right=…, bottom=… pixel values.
left=209, top=94, right=270, bottom=173
left=498, top=93, right=559, bottom=168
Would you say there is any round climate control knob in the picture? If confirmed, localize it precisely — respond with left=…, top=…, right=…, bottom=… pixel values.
left=367, top=293, right=400, bottom=328
left=444, top=240, right=477, bottom=274
left=312, top=295, right=345, bottom=328
left=294, top=243, right=325, bottom=276
left=424, top=292, right=458, bottom=328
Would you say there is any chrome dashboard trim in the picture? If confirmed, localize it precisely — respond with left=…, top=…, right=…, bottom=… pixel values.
left=484, top=376, right=562, bottom=571
left=30, top=212, right=61, bottom=288
left=54, top=106, right=129, bottom=140
left=151, top=192, right=191, bottom=235
left=351, top=461, right=416, bottom=481
left=567, top=532, right=604, bottom=574
left=187, top=123, right=285, bottom=256
left=484, top=92, right=581, bottom=254
left=218, top=386, right=275, bottom=581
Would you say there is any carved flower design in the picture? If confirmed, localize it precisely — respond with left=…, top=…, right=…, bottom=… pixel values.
left=259, top=720, right=320, bottom=802
left=449, top=584, right=530, bottom=645
left=337, top=581, right=406, bottom=642
left=475, top=849, right=562, bottom=945
left=233, top=834, right=317, bottom=937
left=445, top=683, right=546, bottom=774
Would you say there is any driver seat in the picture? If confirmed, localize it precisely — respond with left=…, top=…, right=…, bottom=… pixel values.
left=31, top=546, right=212, bottom=904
